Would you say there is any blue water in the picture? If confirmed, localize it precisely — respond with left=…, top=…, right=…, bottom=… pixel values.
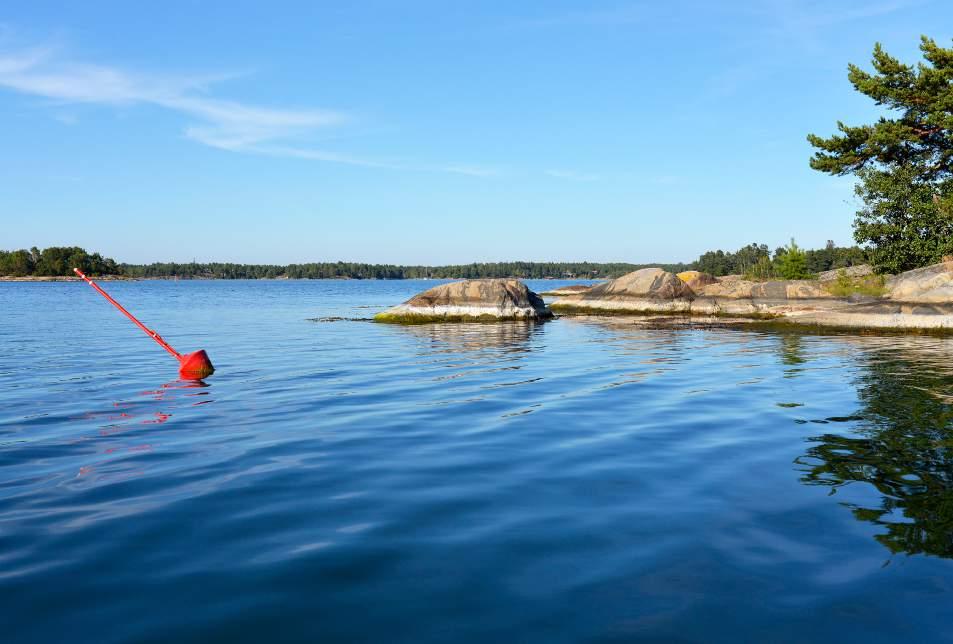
left=2, top=279, right=953, bottom=643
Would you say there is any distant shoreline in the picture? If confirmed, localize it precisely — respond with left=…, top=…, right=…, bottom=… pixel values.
left=0, top=275, right=604, bottom=282
left=0, top=275, right=136, bottom=282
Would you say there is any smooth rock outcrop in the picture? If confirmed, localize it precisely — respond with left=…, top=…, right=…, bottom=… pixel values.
left=539, top=284, right=594, bottom=296
left=375, top=279, right=551, bottom=323
left=552, top=260, right=953, bottom=329
left=599, top=268, right=692, bottom=299
left=676, top=270, right=718, bottom=292
left=887, top=260, right=953, bottom=303
left=696, top=279, right=831, bottom=299
left=386, top=261, right=953, bottom=331
left=784, top=302, right=953, bottom=329
left=553, top=268, right=839, bottom=316
left=817, top=264, right=873, bottom=282
left=551, top=268, right=693, bottom=314
left=689, top=279, right=840, bottom=316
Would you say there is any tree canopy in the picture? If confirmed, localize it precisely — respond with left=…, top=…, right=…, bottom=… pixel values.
left=774, top=239, right=811, bottom=280
left=808, top=37, right=953, bottom=181
left=809, top=37, right=953, bottom=273
left=3, top=244, right=868, bottom=281
left=1, top=247, right=689, bottom=280
left=692, top=241, right=865, bottom=278
left=0, top=246, right=120, bottom=277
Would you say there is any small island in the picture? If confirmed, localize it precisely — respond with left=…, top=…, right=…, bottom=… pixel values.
left=374, top=279, right=552, bottom=323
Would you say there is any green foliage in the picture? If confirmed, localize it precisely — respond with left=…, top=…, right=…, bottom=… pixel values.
left=0, top=251, right=693, bottom=280
left=0, top=249, right=35, bottom=276
left=694, top=241, right=866, bottom=278
left=804, top=240, right=869, bottom=274
left=774, top=239, right=813, bottom=280
left=0, top=246, right=120, bottom=277
left=1, top=243, right=873, bottom=281
left=744, top=255, right=776, bottom=281
left=776, top=239, right=812, bottom=279
left=809, top=36, right=953, bottom=273
left=373, top=312, right=531, bottom=324
left=808, top=37, right=953, bottom=181
left=853, top=166, right=953, bottom=273
left=825, top=269, right=887, bottom=297
left=694, top=243, right=770, bottom=276
left=119, top=260, right=691, bottom=280
left=796, top=346, right=953, bottom=557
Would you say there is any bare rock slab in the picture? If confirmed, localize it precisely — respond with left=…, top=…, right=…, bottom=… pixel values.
left=817, top=264, right=873, bottom=282
left=887, top=260, right=953, bottom=303
left=539, top=284, right=594, bottom=296
left=553, top=267, right=846, bottom=318
left=551, top=268, right=695, bottom=314
left=375, top=279, right=552, bottom=323
left=676, top=270, right=718, bottom=291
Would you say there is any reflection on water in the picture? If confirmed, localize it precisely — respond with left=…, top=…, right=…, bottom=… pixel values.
left=796, top=338, right=953, bottom=558
left=6, top=281, right=953, bottom=642
left=393, top=320, right=541, bottom=354
left=778, top=334, right=807, bottom=375
left=70, top=379, right=213, bottom=481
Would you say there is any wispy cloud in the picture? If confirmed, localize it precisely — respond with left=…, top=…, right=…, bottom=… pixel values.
left=546, top=169, right=601, bottom=182
left=0, top=41, right=494, bottom=176
left=0, top=46, right=344, bottom=150
left=232, top=144, right=500, bottom=177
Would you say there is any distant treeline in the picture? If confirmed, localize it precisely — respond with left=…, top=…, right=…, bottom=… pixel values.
left=118, top=260, right=687, bottom=280
left=694, top=241, right=868, bottom=277
left=0, top=246, right=121, bottom=277
left=2, top=243, right=867, bottom=279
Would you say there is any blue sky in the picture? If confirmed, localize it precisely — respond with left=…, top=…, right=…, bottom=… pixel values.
left=0, top=1, right=949, bottom=265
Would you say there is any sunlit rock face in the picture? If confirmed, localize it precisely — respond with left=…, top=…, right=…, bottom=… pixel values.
left=817, top=264, right=873, bottom=282
left=552, top=267, right=847, bottom=319
left=676, top=270, right=718, bottom=292
left=539, top=284, right=593, bottom=296
left=887, top=260, right=953, bottom=303
left=379, top=263, right=953, bottom=330
left=551, top=268, right=694, bottom=313
left=791, top=261, right=953, bottom=329
left=696, top=279, right=832, bottom=299
left=590, top=267, right=691, bottom=300
left=375, top=279, right=551, bottom=323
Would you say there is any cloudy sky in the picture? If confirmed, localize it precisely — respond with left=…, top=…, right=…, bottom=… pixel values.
left=0, top=1, right=948, bottom=264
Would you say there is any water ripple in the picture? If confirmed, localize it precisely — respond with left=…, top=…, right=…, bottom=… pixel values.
left=2, top=281, right=953, bottom=642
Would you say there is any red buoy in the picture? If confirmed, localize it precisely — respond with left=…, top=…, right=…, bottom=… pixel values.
left=73, top=268, right=215, bottom=379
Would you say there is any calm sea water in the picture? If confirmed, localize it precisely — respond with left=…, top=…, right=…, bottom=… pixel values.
left=2, top=279, right=953, bottom=643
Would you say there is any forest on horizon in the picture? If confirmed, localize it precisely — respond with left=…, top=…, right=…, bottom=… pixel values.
left=1, top=242, right=869, bottom=280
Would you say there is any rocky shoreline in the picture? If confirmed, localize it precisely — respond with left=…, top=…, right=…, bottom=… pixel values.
left=377, top=261, right=953, bottom=331
left=0, top=275, right=137, bottom=282
left=549, top=262, right=953, bottom=330
left=375, top=278, right=552, bottom=323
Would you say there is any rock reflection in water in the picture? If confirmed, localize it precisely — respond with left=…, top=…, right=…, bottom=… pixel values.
left=382, top=322, right=546, bottom=414
left=394, top=321, right=541, bottom=358
left=797, top=337, right=953, bottom=558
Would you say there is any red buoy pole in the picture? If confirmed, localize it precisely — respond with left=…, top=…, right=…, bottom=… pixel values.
left=73, top=268, right=214, bottom=378
left=74, top=268, right=181, bottom=359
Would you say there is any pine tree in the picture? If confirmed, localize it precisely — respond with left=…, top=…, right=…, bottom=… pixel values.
left=808, top=37, right=953, bottom=272
left=775, top=239, right=811, bottom=280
